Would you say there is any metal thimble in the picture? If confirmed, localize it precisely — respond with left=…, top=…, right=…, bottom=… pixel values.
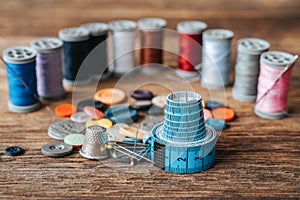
left=80, top=125, right=109, bottom=160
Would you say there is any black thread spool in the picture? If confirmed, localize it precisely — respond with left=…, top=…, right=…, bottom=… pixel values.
left=58, top=27, right=90, bottom=87
left=80, top=23, right=109, bottom=81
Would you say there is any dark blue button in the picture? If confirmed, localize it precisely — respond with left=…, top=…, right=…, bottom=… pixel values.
left=5, top=146, right=24, bottom=156
left=205, top=101, right=225, bottom=110
left=130, top=90, right=154, bottom=100
left=105, top=106, right=138, bottom=124
left=77, top=99, right=105, bottom=111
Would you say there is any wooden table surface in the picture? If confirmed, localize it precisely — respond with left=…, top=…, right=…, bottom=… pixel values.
left=0, top=0, right=300, bottom=199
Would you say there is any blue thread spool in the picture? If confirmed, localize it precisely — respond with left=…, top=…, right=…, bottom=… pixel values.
left=3, top=46, right=40, bottom=113
left=80, top=23, right=109, bottom=81
left=58, top=27, right=90, bottom=87
left=201, top=29, right=234, bottom=89
left=150, top=91, right=217, bottom=174
left=30, top=37, right=66, bottom=100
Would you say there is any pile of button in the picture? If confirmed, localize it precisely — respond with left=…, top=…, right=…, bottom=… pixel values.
left=41, top=88, right=166, bottom=161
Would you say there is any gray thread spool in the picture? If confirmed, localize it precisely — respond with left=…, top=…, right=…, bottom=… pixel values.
left=80, top=125, right=109, bottom=160
left=201, top=29, right=234, bottom=89
left=232, top=38, right=270, bottom=102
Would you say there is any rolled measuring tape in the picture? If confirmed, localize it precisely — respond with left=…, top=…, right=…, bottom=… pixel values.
left=150, top=91, right=217, bottom=174
left=58, top=27, right=90, bottom=87
left=2, top=46, right=41, bottom=113
left=151, top=123, right=216, bottom=174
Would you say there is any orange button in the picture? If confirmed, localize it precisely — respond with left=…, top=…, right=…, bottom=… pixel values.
left=94, top=88, right=126, bottom=105
left=83, top=106, right=105, bottom=120
left=212, top=107, right=235, bottom=122
left=55, top=104, right=77, bottom=117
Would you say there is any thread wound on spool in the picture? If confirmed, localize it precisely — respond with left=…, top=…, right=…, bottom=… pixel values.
left=177, top=21, right=207, bottom=77
left=31, top=37, right=66, bottom=100
left=138, top=18, right=166, bottom=69
left=109, top=20, right=136, bottom=76
left=254, top=51, right=296, bottom=119
left=59, top=27, right=90, bottom=87
left=151, top=91, right=217, bottom=174
left=80, top=23, right=109, bottom=80
left=3, top=46, right=40, bottom=113
left=201, top=29, right=234, bottom=89
left=232, top=38, right=270, bottom=102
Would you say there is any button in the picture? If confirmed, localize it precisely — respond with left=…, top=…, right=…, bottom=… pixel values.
left=151, top=95, right=167, bottom=108
left=55, top=104, right=77, bottom=117
left=5, top=146, right=24, bottom=156
left=145, top=105, right=164, bottom=115
left=48, top=121, right=86, bottom=140
left=206, top=118, right=226, bottom=131
left=203, top=108, right=212, bottom=120
left=130, top=89, right=153, bottom=100
left=130, top=100, right=152, bottom=110
left=106, top=123, right=128, bottom=142
left=70, top=112, right=93, bottom=123
left=77, top=99, right=105, bottom=111
left=212, top=107, right=235, bottom=122
left=105, top=106, right=138, bottom=124
left=98, top=118, right=113, bottom=128
left=41, top=142, right=73, bottom=157
left=119, top=126, right=146, bottom=140
left=83, top=106, right=105, bottom=120
left=94, top=88, right=126, bottom=105
left=64, top=134, right=85, bottom=148
left=205, top=101, right=225, bottom=110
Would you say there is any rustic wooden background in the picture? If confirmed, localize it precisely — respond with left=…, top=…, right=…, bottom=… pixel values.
left=0, top=0, right=299, bottom=199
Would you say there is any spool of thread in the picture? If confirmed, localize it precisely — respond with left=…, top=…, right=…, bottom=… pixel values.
left=108, top=20, right=137, bottom=77
left=232, top=38, right=270, bottom=102
left=30, top=37, right=66, bottom=100
left=58, top=27, right=90, bottom=87
left=80, top=22, right=109, bottom=80
left=201, top=29, right=234, bottom=89
left=2, top=46, right=40, bottom=113
left=254, top=51, right=296, bottom=119
left=151, top=91, right=217, bottom=174
left=177, top=21, right=207, bottom=78
left=138, top=18, right=166, bottom=72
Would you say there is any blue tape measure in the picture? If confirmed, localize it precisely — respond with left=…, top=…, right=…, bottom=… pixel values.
left=151, top=123, right=216, bottom=174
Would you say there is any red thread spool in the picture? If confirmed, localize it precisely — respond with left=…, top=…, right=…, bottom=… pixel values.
left=138, top=18, right=166, bottom=71
left=177, top=21, right=207, bottom=77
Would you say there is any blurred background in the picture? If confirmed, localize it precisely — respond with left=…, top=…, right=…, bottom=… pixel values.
left=0, top=0, right=299, bottom=40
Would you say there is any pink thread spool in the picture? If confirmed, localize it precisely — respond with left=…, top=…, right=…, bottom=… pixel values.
left=254, top=51, right=296, bottom=119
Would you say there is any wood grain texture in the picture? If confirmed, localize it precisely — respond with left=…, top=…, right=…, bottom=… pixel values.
left=0, top=0, right=300, bottom=199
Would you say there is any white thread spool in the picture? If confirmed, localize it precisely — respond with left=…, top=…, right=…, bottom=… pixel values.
left=109, top=20, right=137, bottom=77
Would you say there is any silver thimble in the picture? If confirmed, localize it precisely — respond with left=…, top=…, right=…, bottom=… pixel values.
left=80, top=125, right=109, bottom=160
